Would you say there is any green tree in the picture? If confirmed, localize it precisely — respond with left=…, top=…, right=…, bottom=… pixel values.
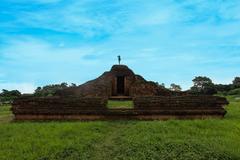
left=190, top=76, right=217, bottom=95
left=170, top=83, right=182, bottom=92
left=0, top=89, right=21, bottom=104
left=34, top=83, right=69, bottom=97
left=233, top=77, right=240, bottom=88
left=70, top=83, right=77, bottom=87
left=214, top=84, right=233, bottom=93
left=60, top=82, right=68, bottom=87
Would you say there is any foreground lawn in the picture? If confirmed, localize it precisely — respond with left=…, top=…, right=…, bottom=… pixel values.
left=0, top=96, right=240, bottom=160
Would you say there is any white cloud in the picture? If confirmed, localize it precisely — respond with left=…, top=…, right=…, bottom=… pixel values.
left=0, top=36, right=116, bottom=87
left=1, top=0, right=240, bottom=90
left=1, top=37, right=97, bottom=64
left=0, top=83, right=36, bottom=93
left=11, top=1, right=127, bottom=37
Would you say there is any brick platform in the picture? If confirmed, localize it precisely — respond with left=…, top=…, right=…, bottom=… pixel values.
left=12, top=95, right=228, bottom=120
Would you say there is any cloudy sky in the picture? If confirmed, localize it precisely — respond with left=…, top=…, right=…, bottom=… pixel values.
left=0, top=0, right=240, bottom=93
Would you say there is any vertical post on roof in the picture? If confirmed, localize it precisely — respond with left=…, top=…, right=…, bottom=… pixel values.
left=118, top=55, right=121, bottom=65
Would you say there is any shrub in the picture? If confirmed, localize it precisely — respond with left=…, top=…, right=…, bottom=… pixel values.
left=228, top=88, right=240, bottom=95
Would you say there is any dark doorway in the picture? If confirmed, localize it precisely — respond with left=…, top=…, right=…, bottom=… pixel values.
left=117, top=76, right=125, bottom=95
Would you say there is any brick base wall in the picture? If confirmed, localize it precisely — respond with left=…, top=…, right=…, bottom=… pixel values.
left=12, top=95, right=228, bottom=120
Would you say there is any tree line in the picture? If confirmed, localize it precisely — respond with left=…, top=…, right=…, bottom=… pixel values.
left=169, top=76, right=240, bottom=95
left=0, top=89, right=21, bottom=105
left=34, top=82, right=77, bottom=97
left=0, top=83, right=77, bottom=105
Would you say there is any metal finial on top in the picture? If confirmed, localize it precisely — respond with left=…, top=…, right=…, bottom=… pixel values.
left=117, top=55, right=121, bottom=65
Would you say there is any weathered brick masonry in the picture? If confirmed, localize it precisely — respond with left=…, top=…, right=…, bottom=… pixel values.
left=55, top=65, right=172, bottom=97
left=12, top=65, right=229, bottom=120
left=133, top=96, right=228, bottom=119
left=12, top=95, right=228, bottom=120
left=12, top=96, right=108, bottom=120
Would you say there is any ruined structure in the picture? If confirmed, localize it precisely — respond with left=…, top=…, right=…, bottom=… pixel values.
left=12, top=95, right=228, bottom=120
left=56, top=65, right=171, bottom=98
left=12, top=64, right=229, bottom=120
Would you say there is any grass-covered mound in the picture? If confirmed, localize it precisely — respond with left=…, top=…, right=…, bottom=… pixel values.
left=0, top=96, right=239, bottom=160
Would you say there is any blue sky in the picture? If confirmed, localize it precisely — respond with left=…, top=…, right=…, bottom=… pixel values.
left=0, top=0, right=240, bottom=93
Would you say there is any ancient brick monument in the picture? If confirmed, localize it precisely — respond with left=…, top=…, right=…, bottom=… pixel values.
left=12, top=64, right=229, bottom=120
left=55, top=64, right=171, bottom=98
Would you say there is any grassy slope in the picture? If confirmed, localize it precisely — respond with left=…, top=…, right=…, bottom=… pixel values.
left=0, top=96, right=239, bottom=160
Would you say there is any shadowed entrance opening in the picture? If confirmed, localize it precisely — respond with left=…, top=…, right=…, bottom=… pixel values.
left=117, top=76, right=125, bottom=95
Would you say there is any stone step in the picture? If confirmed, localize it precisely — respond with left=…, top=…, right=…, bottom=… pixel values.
left=109, top=96, right=132, bottom=100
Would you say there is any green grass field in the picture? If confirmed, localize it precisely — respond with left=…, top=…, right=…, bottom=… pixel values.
left=0, top=96, right=240, bottom=160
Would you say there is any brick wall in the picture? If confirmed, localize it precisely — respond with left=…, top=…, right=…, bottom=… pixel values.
left=12, top=96, right=107, bottom=115
left=133, top=96, right=228, bottom=117
left=12, top=95, right=229, bottom=120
